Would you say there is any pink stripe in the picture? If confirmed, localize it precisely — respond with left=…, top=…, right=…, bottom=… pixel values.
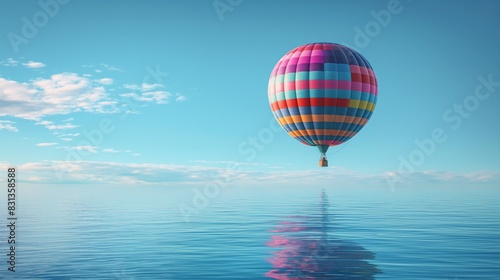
left=362, top=83, right=371, bottom=93
left=294, top=50, right=311, bottom=57
left=297, top=56, right=311, bottom=64
left=274, top=81, right=284, bottom=92
left=290, top=50, right=302, bottom=58
left=288, top=57, right=299, bottom=65
left=349, top=81, right=363, bottom=91
left=311, top=50, right=323, bottom=56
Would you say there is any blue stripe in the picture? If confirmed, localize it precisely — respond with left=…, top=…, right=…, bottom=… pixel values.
left=359, top=91, right=371, bottom=102
left=293, top=135, right=315, bottom=146
left=270, top=89, right=375, bottom=101
left=291, top=134, right=353, bottom=144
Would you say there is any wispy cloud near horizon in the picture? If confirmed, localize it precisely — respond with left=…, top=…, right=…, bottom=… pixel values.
left=1, top=160, right=498, bottom=187
left=36, top=142, right=58, bottom=147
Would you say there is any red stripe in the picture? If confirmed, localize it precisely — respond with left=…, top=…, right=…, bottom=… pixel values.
left=270, top=98, right=350, bottom=110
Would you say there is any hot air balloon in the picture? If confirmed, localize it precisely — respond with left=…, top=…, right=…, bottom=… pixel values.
left=268, top=43, right=378, bottom=167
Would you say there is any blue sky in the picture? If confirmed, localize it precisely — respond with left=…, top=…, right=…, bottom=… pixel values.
left=0, top=0, right=499, bottom=188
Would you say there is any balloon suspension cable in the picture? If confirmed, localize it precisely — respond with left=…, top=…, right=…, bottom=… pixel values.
left=319, top=152, right=328, bottom=167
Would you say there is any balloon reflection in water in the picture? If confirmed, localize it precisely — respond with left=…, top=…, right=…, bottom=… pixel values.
left=265, top=190, right=381, bottom=279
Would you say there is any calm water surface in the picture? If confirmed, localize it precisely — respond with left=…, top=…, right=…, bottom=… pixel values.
left=1, top=184, right=499, bottom=279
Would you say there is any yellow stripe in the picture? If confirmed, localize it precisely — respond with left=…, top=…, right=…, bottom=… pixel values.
left=349, top=100, right=376, bottom=112
left=278, top=115, right=369, bottom=126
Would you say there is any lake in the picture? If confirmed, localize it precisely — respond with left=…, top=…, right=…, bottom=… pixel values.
left=1, top=183, right=499, bottom=279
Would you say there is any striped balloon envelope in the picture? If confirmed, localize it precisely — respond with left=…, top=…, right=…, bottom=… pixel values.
left=268, top=42, right=378, bottom=167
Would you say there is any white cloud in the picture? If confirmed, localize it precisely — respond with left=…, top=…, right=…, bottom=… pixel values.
left=27, top=160, right=234, bottom=185
left=1, top=67, right=183, bottom=125
left=47, top=123, right=78, bottom=130
left=60, top=138, right=72, bottom=141
left=121, top=91, right=171, bottom=104
left=2, top=58, right=19, bottom=67
left=0, top=160, right=499, bottom=189
left=56, top=146, right=135, bottom=155
left=97, top=78, right=113, bottom=85
left=175, top=93, right=187, bottom=102
left=83, top=63, right=122, bottom=72
left=141, top=83, right=163, bottom=91
left=97, top=100, right=118, bottom=107
left=23, top=61, right=46, bottom=69
left=142, top=91, right=170, bottom=104
left=0, top=120, right=18, bottom=132
left=59, top=133, right=80, bottom=137
left=102, top=148, right=119, bottom=153
left=123, top=84, right=139, bottom=90
left=0, top=73, right=118, bottom=120
left=100, top=63, right=123, bottom=72
left=36, top=142, right=58, bottom=147
left=71, top=146, right=98, bottom=153
left=121, top=83, right=183, bottom=104
left=123, top=83, right=165, bottom=92
left=384, top=170, right=500, bottom=185
left=35, top=120, right=77, bottom=130
left=36, top=120, right=53, bottom=126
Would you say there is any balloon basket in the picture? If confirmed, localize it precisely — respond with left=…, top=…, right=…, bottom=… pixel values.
left=319, top=158, right=328, bottom=167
